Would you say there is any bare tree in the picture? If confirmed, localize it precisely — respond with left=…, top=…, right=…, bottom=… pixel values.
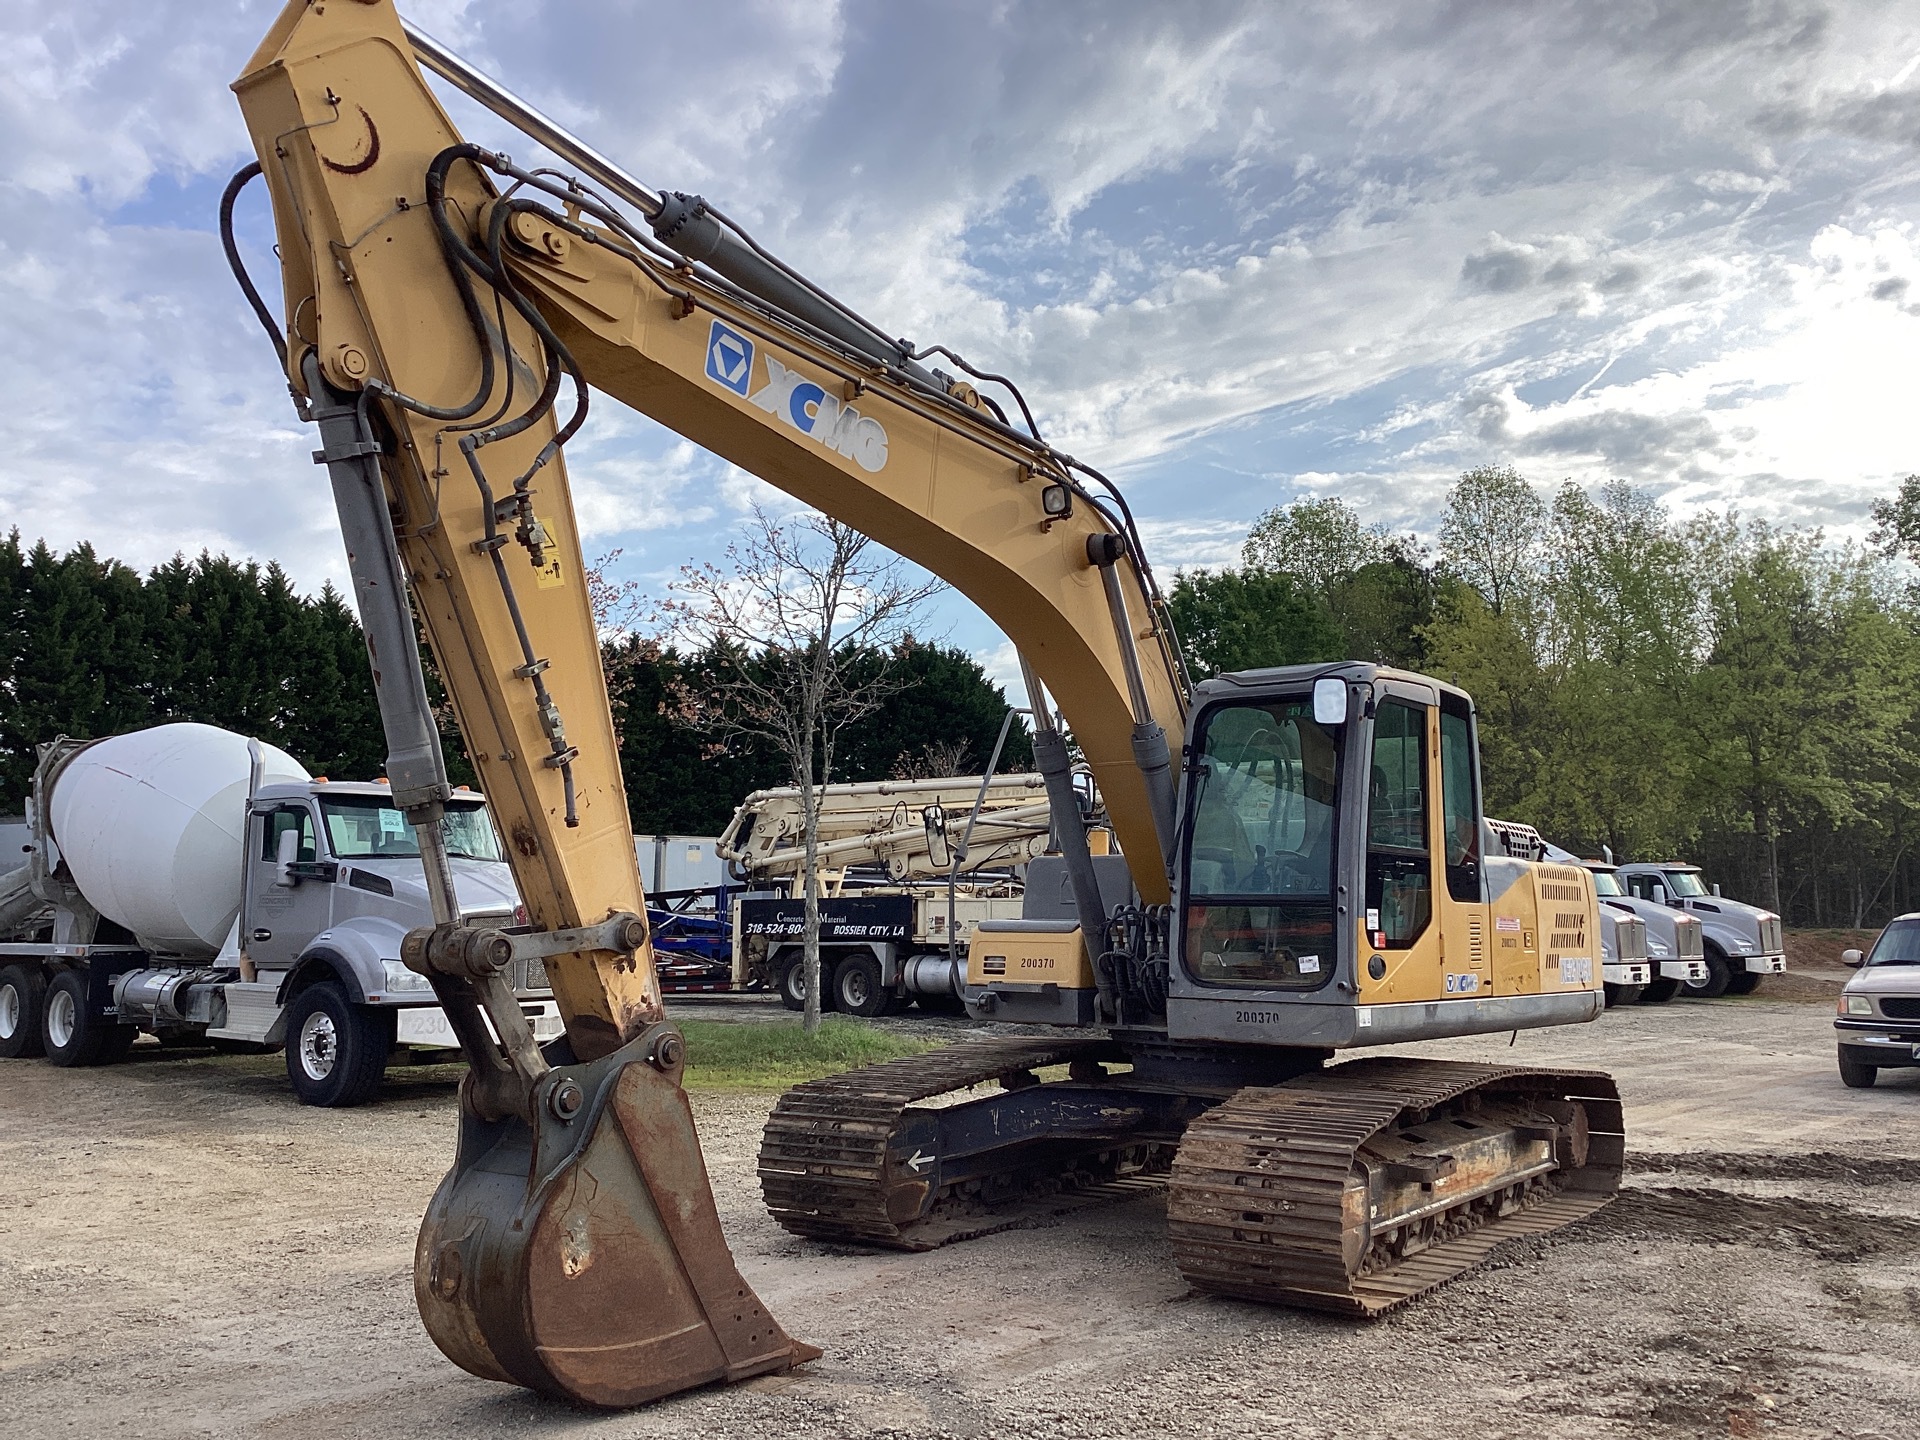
left=890, top=738, right=974, bottom=781
left=585, top=547, right=650, bottom=637
left=662, top=506, right=941, bottom=1032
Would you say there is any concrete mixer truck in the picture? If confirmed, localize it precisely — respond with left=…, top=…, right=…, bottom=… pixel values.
left=0, top=723, right=561, bottom=1105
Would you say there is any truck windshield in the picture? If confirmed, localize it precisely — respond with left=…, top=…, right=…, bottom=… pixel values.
left=1663, top=870, right=1708, bottom=897
left=1182, top=698, right=1339, bottom=990
left=320, top=797, right=505, bottom=862
left=1867, top=919, right=1920, bottom=966
left=1590, top=870, right=1624, bottom=897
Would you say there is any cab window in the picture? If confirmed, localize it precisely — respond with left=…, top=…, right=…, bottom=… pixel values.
left=1182, top=699, right=1340, bottom=991
left=260, top=806, right=316, bottom=862
left=1438, top=704, right=1480, bottom=903
left=1366, top=700, right=1431, bottom=948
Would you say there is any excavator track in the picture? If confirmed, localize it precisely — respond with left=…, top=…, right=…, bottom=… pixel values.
left=1167, top=1057, right=1624, bottom=1316
left=760, top=1036, right=1156, bottom=1249
left=764, top=1046, right=1622, bottom=1318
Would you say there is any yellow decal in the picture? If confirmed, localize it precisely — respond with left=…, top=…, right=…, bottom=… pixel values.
left=535, top=516, right=565, bottom=588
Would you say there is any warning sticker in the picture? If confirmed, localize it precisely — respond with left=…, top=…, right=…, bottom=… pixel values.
left=534, top=516, right=565, bottom=589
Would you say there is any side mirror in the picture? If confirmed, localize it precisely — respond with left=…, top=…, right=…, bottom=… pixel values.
left=273, top=826, right=300, bottom=888
left=922, top=805, right=953, bottom=871
left=1712, top=883, right=1723, bottom=897
left=1841, top=948, right=1864, bottom=967
left=1651, top=884, right=1669, bottom=906
left=1312, top=676, right=1348, bottom=726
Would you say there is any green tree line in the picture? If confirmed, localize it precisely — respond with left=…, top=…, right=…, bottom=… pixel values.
left=0, top=532, right=1028, bottom=834
left=1169, top=471, right=1920, bottom=927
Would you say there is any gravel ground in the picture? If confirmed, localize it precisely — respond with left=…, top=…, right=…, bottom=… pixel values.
left=3, top=990, right=1918, bottom=1439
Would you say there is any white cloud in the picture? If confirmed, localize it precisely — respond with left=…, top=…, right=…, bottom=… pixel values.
left=2, top=0, right=1919, bottom=667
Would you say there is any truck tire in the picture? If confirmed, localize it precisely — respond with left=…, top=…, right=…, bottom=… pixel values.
left=1837, top=1051, right=1877, bottom=1089
left=284, top=982, right=391, bottom=1107
left=1686, top=944, right=1734, bottom=1000
left=832, top=952, right=890, bottom=1018
left=1638, top=976, right=1680, bottom=1004
left=1602, top=982, right=1644, bottom=1008
left=42, top=969, right=135, bottom=1067
left=1724, top=970, right=1762, bottom=996
left=0, top=964, right=47, bottom=1059
left=776, top=951, right=808, bottom=1012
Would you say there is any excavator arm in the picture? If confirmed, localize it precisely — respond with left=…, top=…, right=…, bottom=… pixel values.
left=230, top=0, right=1185, bottom=1409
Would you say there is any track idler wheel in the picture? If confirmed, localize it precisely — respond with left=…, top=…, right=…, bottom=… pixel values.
left=416, top=1024, right=818, bottom=1406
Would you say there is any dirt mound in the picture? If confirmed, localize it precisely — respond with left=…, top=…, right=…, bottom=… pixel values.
left=1628, top=1150, right=1920, bottom=1185
left=1589, top=1185, right=1920, bottom=1261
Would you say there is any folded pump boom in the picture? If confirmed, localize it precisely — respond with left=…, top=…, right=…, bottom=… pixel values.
left=229, top=0, right=1619, bottom=1409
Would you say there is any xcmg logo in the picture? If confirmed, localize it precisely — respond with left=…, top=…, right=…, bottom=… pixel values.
left=704, top=319, right=889, bottom=474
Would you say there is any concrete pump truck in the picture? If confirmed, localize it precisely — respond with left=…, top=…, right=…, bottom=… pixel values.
left=224, top=0, right=1620, bottom=1407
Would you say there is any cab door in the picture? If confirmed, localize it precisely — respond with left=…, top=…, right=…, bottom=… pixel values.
left=247, top=802, right=327, bottom=972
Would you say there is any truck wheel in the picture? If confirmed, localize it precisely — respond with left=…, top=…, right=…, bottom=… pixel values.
left=776, top=951, right=808, bottom=1012
left=284, top=983, right=391, bottom=1107
left=42, top=969, right=132, bottom=1067
left=1638, top=977, right=1680, bottom=1004
left=0, top=964, right=47, bottom=1059
left=833, top=953, right=890, bottom=1018
left=1603, top=983, right=1644, bottom=1008
left=1724, top=971, right=1762, bottom=996
left=1838, top=1051, right=1877, bottom=1089
left=1686, top=945, right=1734, bottom=1000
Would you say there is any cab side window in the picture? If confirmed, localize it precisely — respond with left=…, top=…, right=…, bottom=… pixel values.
left=260, top=807, right=316, bottom=863
left=1366, top=700, right=1432, bottom=948
left=1438, top=705, right=1480, bottom=903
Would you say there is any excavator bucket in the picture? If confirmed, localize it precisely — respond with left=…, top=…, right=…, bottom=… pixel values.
left=418, top=1026, right=817, bottom=1407
left=230, top=0, right=815, bottom=1406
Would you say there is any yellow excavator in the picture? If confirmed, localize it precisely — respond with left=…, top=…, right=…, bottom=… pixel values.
left=226, top=0, right=1620, bottom=1408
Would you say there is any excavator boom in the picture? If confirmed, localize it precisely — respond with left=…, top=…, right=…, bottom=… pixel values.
left=230, top=0, right=1181, bottom=1409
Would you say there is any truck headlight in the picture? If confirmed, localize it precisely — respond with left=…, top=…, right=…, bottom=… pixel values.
left=1841, top=995, right=1873, bottom=1016
left=382, top=960, right=433, bottom=994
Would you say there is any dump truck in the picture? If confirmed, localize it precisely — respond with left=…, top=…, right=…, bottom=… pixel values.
left=0, top=723, right=559, bottom=1104
left=1615, top=861, right=1786, bottom=997
left=1574, top=856, right=1708, bottom=1004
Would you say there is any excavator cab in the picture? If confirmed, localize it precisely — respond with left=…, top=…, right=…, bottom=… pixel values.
left=961, top=662, right=1607, bottom=1051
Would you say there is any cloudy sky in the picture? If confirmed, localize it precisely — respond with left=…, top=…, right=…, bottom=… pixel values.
left=5, top=0, right=1919, bottom=680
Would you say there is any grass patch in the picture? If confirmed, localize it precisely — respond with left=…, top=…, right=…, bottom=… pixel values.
left=676, top=1016, right=935, bottom=1091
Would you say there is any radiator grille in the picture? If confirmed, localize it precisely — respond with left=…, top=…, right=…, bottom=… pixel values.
left=1616, top=916, right=1647, bottom=962
left=1676, top=921, right=1703, bottom=959
left=1880, top=996, right=1920, bottom=1020
left=1468, top=918, right=1485, bottom=967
